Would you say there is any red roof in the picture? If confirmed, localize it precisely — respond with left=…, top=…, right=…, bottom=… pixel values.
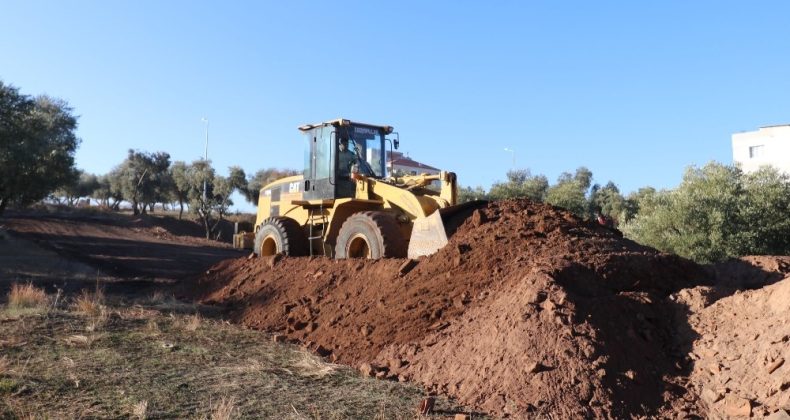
left=388, top=155, right=440, bottom=171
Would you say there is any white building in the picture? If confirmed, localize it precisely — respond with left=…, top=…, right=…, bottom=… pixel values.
left=387, top=151, right=441, bottom=176
left=732, top=125, right=790, bottom=174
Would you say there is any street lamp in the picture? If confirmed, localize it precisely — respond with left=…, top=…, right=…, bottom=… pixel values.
left=504, top=147, right=515, bottom=168
left=201, top=117, right=209, bottom=201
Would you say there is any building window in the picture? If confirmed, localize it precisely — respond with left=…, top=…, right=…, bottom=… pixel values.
left=749, top=145, right=765, bottom=159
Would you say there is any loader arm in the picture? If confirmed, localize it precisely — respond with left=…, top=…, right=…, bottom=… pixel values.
left=354, top=171, right=462, bottom=258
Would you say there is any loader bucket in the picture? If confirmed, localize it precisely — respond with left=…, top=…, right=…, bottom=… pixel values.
left=407, top=200, right=488, bottom=259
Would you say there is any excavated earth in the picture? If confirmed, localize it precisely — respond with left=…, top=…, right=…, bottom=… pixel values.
left=189, top=199, right=790, bottom=418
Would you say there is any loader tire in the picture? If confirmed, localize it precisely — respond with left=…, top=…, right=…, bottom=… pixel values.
left=254, top=217, right=308, bottom=257
left=335, top=211, right=407, bottom=259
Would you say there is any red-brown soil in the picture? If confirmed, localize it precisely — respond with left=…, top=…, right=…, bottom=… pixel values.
left=192, top=199, right=714, bottom=418
left=674, top=257, right=790, bottom=419
left=3, top=212, right=243, bottom=282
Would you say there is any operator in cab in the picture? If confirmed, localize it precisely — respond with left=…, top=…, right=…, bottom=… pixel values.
left=337, top=138, right=357, bottom=197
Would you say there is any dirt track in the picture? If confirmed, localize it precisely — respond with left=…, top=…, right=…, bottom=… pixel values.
left=2, top=212, right=242, bottom=290
left=192, top=199, right=790, bottom=418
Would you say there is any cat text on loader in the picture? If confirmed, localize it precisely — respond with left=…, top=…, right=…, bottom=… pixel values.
left=234, top=118, right=483, bottom=259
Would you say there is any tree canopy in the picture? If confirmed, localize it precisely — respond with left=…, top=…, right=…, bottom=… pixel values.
left=621, top=162, right=790, bottom=263
left=0, top=81, right=80, bottom=215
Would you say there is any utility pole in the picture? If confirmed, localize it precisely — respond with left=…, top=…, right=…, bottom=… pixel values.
left=504, top=147, right=515, bottom=168
left=201, top=117, right=209, bottom=201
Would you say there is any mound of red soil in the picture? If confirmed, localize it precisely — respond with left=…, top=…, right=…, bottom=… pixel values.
left=675, top=257, right=790, bottom=419
left=192, top=199, right=711, bottom=417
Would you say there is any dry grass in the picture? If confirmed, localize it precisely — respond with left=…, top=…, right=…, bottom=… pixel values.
left=132, top=400, right=148, bottom=419
left=72, top=288, right=105, bottom=317
left=0, top=355, right=10, bottom=376
left=147, top=290, right=166, bottom=304
left=293, top=352, right=339, bottom=378
left=210, top=396, right=236, bottom=420
left=183, top=313, right=201, bottom=331
left=0, top=297, right=456, bottom=419
left=7, top=283, right=49, bottom=310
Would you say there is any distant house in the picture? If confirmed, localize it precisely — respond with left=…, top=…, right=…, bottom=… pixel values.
left=387, top=151, right=441, bottom=177
left=732, top=125, right=790, bottom=174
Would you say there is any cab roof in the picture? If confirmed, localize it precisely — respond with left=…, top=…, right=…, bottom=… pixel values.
left=297, top=118, right=393, bottom=134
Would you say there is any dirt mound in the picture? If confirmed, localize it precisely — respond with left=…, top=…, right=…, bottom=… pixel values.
left=673, top=257, right=790, bottom=419
left=192, top=199, right=712, bottom=417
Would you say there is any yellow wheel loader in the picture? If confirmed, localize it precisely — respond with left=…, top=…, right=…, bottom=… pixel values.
left=238, top=118, right=479, bottom=259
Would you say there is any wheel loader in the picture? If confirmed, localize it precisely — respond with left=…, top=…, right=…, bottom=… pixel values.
left=236, top=118, right=478, bottom=259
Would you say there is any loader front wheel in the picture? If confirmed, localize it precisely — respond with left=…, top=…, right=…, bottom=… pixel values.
left=335, top=212, right=406, bottom=259
left=254, top=217, right=308, bottom=257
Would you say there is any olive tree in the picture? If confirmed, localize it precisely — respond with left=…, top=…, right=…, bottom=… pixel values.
left=182, top=160, right=247, bottom=239
left=243, top=168, right=300, bottom=204
left=0, top=81, right=80, bottom=215
left=489, top=169, right=549, bottom=202
left=544, top=167, right=593, bottom=217
left=621, top=162, right=790, bottom=263
left=111, top=150, right=171, bottom=214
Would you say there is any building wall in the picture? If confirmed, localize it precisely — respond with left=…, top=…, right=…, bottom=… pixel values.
left=732, top=125, right=790, bottom=174
left=392, top=163, right=440, bottom=176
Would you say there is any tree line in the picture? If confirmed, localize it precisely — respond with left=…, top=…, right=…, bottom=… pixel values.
left=460, top=163, right=790, bottom=263
left=4, top=80, right=788, bottom=262
left=52, top=150, right=297, bottom=239
left=0, top=80, right=298, bottom=239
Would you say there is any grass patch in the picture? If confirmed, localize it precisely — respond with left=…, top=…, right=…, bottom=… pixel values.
left=0, top=296, right=471, bottom=418
left=72, top=287, right=105, bottom=317
left=0, top=378, right=18, bottom=394
left=6, top=283, right=49, bottom=315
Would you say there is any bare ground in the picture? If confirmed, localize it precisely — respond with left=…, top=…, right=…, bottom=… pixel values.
left=0, top=211, right=472, bottom=419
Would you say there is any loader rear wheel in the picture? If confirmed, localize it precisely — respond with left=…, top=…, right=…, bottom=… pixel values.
left=335, top=211, right=406, bottom=259
left=254, top=217, right=308, bottom=257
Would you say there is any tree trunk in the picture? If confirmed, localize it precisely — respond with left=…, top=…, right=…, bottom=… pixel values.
left=0, top=198, right=6, bottom=217
left=132, top=199, right=140, bottom=215
left=199, top=210, right=211, bottom=239
left=178, top=199, right=184, bottom=220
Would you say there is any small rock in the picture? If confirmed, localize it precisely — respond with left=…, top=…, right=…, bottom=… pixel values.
left=526, top=361, right=543, bottom=374
left=723, top=395, right=751, bottom=417
left=360, top=324, right=373, bottom=337
left=272, top=334, right=286, bottom=343
left=766, top=409, right=790, bottom=420
left=375, top=370, right=388, bottom=379
left=471, top=209, right=488, bottom=227
left=454, top=414, right=471, bottom=420
left=766, top=358, right=784, bottom=374
left=314, top=345, right=331, bottom=357
left=701, top=387, right=723, bottom=404
left=707, top=363, right=721, bottom=374
left=359, top=363, right=374, bottom=377
left=388, top=357, right=406, bottom=370
left=265, top=253, right=283, bottom=268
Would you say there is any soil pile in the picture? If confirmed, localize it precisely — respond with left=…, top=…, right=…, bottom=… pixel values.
left=676, top=257, right=790, bottom=419
left=193, top=199, right=711, bottom=418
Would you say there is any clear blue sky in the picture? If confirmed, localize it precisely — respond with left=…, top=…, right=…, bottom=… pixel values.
left=3, top=1, right=790, bottom=211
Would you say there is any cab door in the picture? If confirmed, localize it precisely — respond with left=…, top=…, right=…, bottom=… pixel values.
left=302, top=125, right=336, bottom=200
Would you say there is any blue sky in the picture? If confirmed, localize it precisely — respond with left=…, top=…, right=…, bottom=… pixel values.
left=3, top=1, right=790, bottom=211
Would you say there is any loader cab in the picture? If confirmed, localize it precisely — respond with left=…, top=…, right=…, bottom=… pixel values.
left=299, top=119, right=392, bottom=200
